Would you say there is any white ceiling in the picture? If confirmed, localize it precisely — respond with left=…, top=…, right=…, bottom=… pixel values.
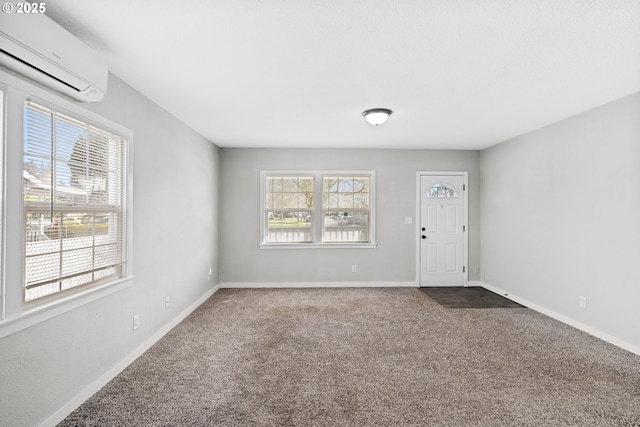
left=45, top=0, right=640, bottom=150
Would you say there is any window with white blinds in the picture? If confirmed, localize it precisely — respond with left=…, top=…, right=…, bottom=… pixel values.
left=0, top=87, right=4, bottom=313
left=23, top=101, right=128, bottom=303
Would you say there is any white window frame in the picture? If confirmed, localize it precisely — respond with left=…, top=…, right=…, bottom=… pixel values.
left=260, top=170, right=377, bottom=249
left=0, top=83, right=6, bottom=322
left=0, top=68, right=134, bottom=339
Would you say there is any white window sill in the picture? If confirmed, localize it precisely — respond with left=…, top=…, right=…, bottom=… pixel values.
left=260, top=242, right=378, bottom=250
left=0, top=276, right=135, bottom=339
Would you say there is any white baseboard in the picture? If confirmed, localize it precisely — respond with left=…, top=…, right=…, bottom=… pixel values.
left=40, top=284, right=221, bottom=427
left=220, top=281, right=418, bottom=288
left=479, top=281, right=640, bottom=357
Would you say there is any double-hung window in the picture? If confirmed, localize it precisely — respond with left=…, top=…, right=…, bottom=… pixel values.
left=261, top=171, right=376, bottom=248
left=322, top=175, right=371, bottom=243
left=23, top=101, right=128, bottom=304
left=0, top=67, right=133, bottom=338
left=264, top=175, right=314, bottom=243
left=0, top=85, right=5, bottom=315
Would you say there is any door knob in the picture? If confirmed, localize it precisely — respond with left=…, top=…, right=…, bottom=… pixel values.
left=421, top=235, right=427, bottom=239
left=421, top=227, right=426, bottom=231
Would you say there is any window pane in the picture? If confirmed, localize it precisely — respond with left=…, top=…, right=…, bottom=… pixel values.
left=0, top=88, right=4, bottom=308
left=323, top=176, right=337, bottom=193
left=23, top=101, right=127, bottom=303
left=282, top=177, right=298, bottom=193
left=323, top=192, right=338, bottom=209
left=323, top=211, right=369, bottom=243
left=322, top=175, right=371, bottom=243
left=353, top=177, right=369, bottom=193
left=264, top=175, right=313, bottom=243
left=337, top=193, right=354, bottom=209
left=427, top=183, right=457, bottom=198
left=353, top=193, right=369, bottom=208
left=265, top=211, right=312, bottom=243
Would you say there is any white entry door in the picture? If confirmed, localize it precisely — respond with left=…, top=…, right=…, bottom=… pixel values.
left=419, top=173, right=467, bottom=286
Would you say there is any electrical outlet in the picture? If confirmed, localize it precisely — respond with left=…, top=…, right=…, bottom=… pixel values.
left=165, top=296, right=170, bottom=309
left=351, top=264, right=357, bottom=273
left=405, top=217, right=412, bottom=224
left=579, top=296, right=587, bottom=308
left=132, top=315, right=140, bottom=330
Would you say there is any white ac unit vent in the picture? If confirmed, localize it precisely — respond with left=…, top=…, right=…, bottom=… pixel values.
left=0, top=13, right=108, bottom=102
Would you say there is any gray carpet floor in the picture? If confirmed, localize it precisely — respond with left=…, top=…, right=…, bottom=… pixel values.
left=60, top=288, right=640, bottom=426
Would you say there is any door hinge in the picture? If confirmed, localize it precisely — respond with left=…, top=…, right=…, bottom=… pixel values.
left=463, top=184, right=466, bottom=191
left=463, top=266, right=466, bottom=273
left=463, top=225, right=466, bottom=232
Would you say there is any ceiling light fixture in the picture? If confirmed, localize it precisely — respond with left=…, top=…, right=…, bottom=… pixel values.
left=362, top=108, right=392, bottom=126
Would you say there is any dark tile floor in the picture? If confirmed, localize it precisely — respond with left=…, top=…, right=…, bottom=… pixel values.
left=420, top=287, right=526, bottom=309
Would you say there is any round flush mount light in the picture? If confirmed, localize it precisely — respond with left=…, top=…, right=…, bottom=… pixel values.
left=362, top=108, right=392, bottom=126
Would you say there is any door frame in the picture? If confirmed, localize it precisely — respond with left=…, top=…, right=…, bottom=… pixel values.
left=415, top=171, right=469, bottom=287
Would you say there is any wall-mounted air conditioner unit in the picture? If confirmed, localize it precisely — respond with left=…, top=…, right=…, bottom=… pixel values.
left=0, top=12, right=108, bottom=102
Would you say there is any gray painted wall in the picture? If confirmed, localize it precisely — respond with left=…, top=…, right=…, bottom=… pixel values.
left=220, top=148, right=481, bottom=284
left=3, top=71, right=637, bottom=426
left=481, top=91, right=640, bottom=349
left=0, top=75, right=221, bottom=426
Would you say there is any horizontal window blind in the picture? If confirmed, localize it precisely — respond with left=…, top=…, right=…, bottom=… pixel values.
left=23, top=101, right=128, bottom=302
left=0, top=88, right=4, bottom=315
